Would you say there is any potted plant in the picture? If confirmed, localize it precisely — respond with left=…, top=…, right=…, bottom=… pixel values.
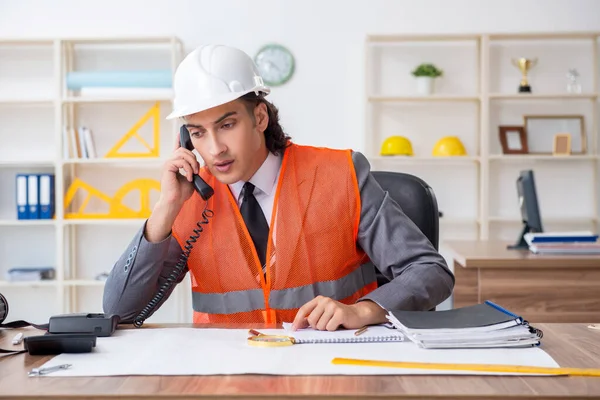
left=411, top=63, right=443, bottom=95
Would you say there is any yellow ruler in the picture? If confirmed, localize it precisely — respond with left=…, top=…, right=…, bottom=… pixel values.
left=331, top=358, right=600, bottom=377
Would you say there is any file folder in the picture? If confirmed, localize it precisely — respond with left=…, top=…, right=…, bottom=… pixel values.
left=27, top=174, right=39, bottom=219
left=16, top=174, right=28, bottom=220
left=39, top=174, right=55, bottom=219
left=386, top=301, right=542, bottom=349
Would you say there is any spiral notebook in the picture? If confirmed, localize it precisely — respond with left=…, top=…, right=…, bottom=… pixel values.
left=281, top=323, right=405, bottom=344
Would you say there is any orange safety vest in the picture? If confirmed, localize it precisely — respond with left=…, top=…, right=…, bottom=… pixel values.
left=172, top=143, right=376, bottom=324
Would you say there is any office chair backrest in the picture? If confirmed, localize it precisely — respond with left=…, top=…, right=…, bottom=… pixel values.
left=367, top=171, right=440, bottom=286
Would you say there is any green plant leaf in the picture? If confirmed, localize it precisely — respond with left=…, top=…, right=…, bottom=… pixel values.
left=411, top=63, right=443, bottom=77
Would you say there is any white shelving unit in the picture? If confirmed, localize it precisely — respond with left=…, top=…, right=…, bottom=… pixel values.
left=0, top=36, right=186, bottom=323
left=365, top=32, right=600, bottom=249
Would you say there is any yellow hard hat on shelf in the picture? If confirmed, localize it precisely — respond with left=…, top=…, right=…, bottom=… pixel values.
left=432, top=136, right=467, bottom=156
left=380, top=136, right=413, bottom=156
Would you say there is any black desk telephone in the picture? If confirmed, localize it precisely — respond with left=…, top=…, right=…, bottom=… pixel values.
left=0, top=126, right=216, bottom=355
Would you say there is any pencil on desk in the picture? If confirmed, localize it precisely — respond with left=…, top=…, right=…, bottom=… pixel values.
left=331, top=358, right=600, bottom=377
left=354, top=326, right=368, bottom=336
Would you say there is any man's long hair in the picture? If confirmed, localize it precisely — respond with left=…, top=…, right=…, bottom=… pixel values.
left=239, top=92, right=291, bottom=155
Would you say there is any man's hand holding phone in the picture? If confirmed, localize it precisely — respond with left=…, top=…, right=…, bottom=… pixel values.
left=145, top=134, right=200, bottom=243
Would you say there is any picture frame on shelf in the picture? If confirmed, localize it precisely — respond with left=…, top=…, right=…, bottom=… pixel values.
left=553, top=133, right=572, bottom=155
left=523, top=115, right=586, bottom=155
left=499, top=125, right=528, bottom=154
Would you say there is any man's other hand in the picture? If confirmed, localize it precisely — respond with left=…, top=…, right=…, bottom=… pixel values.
left=291, top=296, right=387, bottom=331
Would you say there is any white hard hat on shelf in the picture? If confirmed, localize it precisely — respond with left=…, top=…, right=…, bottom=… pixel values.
left=166, top=44, right=271, bottom=120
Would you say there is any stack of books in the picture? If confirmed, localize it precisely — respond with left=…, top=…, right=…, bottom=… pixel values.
left=386, top=301, right=543, bottom=349
left=525, top=231, right=600, bottom=254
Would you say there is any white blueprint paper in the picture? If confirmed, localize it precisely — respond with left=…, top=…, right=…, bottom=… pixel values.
left=34, top=328, right=560, bottom=377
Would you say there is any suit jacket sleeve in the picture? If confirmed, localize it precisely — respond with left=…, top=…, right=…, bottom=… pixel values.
left=102, top=221, right=186, bottom=323
left=351, top=151, right=455, bottom=311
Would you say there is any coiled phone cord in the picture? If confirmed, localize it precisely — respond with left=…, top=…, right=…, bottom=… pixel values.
left=133, top=205, right=214, bottom=328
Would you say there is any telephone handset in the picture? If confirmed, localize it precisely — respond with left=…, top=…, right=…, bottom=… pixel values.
left=132, top=126, right=215, bottom=328
left=179, top=125, right=214, bottom=201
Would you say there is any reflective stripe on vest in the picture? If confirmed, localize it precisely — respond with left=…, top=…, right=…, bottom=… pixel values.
left=192, top=263, right=377, bottom=314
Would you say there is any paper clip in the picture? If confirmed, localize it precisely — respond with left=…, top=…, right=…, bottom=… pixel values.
left=12, top=333, right=24, bottom=345
left=28, top=364, right=72, bottom=376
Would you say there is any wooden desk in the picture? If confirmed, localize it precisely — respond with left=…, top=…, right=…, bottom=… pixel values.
left=1, top=323, right=600, bottom=399
left=446, top=240, right=600, bottom=323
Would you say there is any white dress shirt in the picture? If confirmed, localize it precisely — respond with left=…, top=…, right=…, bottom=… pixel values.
left=228, top=151, right=282, bottom=227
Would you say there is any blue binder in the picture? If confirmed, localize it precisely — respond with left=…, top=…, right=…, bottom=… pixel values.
left=27, top=174, right=39, bottom=219
left=39, top=174, right=55, bottom=219
left=16, top=174, right=29, bottom=220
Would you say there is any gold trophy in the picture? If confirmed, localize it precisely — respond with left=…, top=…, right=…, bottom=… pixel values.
left=511, top=57, right=538, bottom=93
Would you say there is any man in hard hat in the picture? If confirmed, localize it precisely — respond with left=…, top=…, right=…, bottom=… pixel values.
left=103, top=44, right=454, bottom=331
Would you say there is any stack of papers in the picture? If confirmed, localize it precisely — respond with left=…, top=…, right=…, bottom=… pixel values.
left=525, top=231, right=600, bottom=254
left=386, top=301, right=542, bottom=349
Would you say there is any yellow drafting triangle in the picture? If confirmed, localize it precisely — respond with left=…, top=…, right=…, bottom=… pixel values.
left=64, top=177, right=160, bottom=219
left=105, top=102, right=161, bottom=158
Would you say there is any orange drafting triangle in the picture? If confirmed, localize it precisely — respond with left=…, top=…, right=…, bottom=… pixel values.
left=105, top=102, right=160, bottom=158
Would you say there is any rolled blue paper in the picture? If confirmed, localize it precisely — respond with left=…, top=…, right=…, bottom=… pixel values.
left=66, top=70, right=172, bottom=90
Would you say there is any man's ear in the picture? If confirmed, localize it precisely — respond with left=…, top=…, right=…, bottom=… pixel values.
left=254, top=102, right=269, bottom=133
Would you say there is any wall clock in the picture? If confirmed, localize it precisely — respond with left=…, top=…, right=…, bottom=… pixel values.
left=254, top=44, right=295, bottom=86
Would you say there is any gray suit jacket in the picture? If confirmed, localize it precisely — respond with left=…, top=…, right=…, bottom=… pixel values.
left=103, top=151, right=454, bottom=322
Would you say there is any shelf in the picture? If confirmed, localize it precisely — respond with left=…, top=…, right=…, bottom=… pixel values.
left=62, top=158, right=165, bottom=167
left=489, top=216, right=597, bottom=223
left=369, top=95, right=479, bottom=103
left=63, top=280, right=106, bottom=287
left=0, top=98, right=55, bottom=105
left=63, top=218, right=147, bottom=226
left=370, top=156, right=480, bottom=164
left=0, top=219, right=56, bottom=227
left=440, top=218, right=480, bottom=224
left=0, top=38, right=55, bottom=45
left=0, top=34, right=185, bottom=323
left=365, top=30, right=600, bottom=250
left=488, top=32, right=599, bottom=40
left=367, top=34, right=481, bottom=43
left=62, top=96, right=173, bottom=103
left=0, top=159, right=56, bottom=167
left=489, top=93, right=598, bottom=100
left=0, top=280, right=58, bottom=288
left=61, top=36, right=181, bottom=44
left=488, top=155, right=598, bottom=162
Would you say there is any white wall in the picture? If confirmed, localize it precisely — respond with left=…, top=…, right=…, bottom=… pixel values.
left=1, top=0, right=600, bottom=151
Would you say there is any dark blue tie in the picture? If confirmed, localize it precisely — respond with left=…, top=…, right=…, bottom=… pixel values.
left=240, top=182, right=269, bottom=271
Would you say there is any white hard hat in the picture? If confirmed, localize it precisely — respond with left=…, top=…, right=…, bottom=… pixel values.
left=166, top=44, right=270, bottom=120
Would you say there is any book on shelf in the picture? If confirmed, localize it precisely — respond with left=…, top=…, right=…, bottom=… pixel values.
left=386, top=301, right=543, bottom=349
left=63, top=126, right=97, bottom=159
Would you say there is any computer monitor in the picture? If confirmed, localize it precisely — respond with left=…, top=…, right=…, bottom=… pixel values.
left=507, top=169, right=544, bottom=250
